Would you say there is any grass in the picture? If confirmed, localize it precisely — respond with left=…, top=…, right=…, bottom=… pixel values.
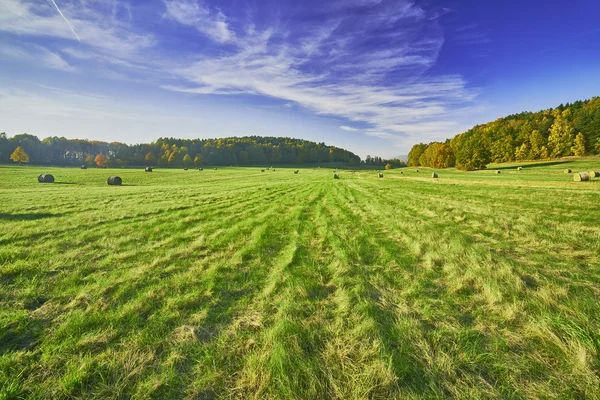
left=1, top=160, right=599, bottom=399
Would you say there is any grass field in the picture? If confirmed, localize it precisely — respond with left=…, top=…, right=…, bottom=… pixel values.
left=1, top=159, right=600, bottom=399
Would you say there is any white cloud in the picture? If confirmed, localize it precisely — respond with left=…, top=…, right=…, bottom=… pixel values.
left=0, top=43, right=76, bottom=72
left=0, top=0, right=155, bottom=58
left=160, top=0, right=477, bottom=151
left=0, top=0, right=479, bottom=153
left=163, top=0, right=233, bottom=43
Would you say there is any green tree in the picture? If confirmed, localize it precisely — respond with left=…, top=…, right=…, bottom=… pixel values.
left=194, top=155, right=204, bottom=167
left=571, top=132, right=586, bottom=156
left=84, top=154, right=95, bottom=166
left=407, top=143, right=428, bottom=166
left=10, top=146, right=30, bottom=164
left=529, top=130, right=546, bottom=159
left=548, top=113, right=574, bottom=157
left=515, top=142, right=530, bottom=161
left=145, top=152, right=156, bottom=165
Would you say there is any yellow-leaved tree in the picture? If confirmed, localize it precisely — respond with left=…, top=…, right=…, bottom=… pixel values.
left=95, top=154, right=108, bottom=168
left=10, top=146, right=30, bottom=164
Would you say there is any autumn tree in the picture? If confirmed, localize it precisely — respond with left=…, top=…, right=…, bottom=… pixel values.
left=529, top=130, right=546, bottom=159
left=548, top=112, right=574, bottom=158
left=10, top=146, right=30, bottom=164
left=571, top=132, right=586, bottom=156
left=194, top=155, right=204, bottom=167
left=183, top=154, right=192, bottom=166
left=385, top=163, right=392, bottom=170
left=407, top=143, right=428, bottom=166
left=95, top=154, right=108, bottom=168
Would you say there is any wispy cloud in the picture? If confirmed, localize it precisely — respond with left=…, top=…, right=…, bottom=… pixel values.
left=163, top=0, right=233, bottom=43
left=0, top=0, right=479, bottom=152
left=0, top=43, right=76, bottom=72
left=160, top=0, right=477, bottom=149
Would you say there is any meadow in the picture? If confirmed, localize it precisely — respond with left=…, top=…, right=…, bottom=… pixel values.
left=1, top=159, right=599, bottom=399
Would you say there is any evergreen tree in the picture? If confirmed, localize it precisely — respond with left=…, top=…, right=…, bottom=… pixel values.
left=145, top=152, right=156, bottom=165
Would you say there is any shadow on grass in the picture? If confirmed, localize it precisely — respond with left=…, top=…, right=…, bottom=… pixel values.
left=53, top=182, right=78, bottom=185
left=0, top=213, right=65, bottom=221
left=493, top=160, right=570, bottom=170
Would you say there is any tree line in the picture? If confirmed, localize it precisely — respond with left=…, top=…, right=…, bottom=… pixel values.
left=407, top=97, right=600, bottom=170
left=0, top=134, right=363, bottom=167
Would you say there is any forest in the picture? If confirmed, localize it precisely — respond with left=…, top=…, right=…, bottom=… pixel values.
left=407, top=97, right=600, bottom=170
left=0, top=135, right=363, bottom=167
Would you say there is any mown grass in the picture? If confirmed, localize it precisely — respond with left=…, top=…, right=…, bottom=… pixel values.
left=1, top=160, right=599, bottom=399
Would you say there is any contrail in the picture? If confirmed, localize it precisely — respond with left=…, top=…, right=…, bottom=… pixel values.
left=49, top=0, right=81, bottom=42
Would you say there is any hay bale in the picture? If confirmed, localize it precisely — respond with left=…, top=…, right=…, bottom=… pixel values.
left=588, top=171, right=600, bottom=178
left=294, top=170, right=299, bottom=174
left=564, top=169, right=572, bottom=174
left=333, top=173, right=339, bottom=179
left=415, top=169, right=419, bottom=172
left=214, top=168, right=217, bottom=170
left=199, top=167, right=203, bottom=171
left=574, top=172, right=590, bottom=182
left=145, top=167, right=153, bottom=172
left=107, top=176, right=122, bottom=186
left=400, top=171, right=403, bottom=174
left=261, top=169, right=265, bottom=172
left=184, top=167, right=189, bottom=171
left=517, top=167, right=522, bottom=171
left=38, top=174, right=54, bottom=183
left=378, top=173, right=383, bottom=178
left=496, top=170, right=501, bottom=174
left=432, top=172, right=438, bottom=178
left=81, top=165, right=87, bottom=169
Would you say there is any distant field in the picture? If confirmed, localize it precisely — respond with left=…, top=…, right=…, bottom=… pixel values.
left=1, top=160, right=599, bottom=399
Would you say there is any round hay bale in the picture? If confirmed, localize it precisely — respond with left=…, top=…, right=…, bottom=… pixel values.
left=432, top=172, right=438, bottom=178
left=199, top=167, right=203, bottom=171
left=261, top=169, right=265, bottom=172
left=38, top=174, right=55, bottom=183
left=564, top=169, right=572, bottom=174
left=107, top=176, right=122, bottom=186
left=184, top=167, right=189, bottom=171
left=214, top=167, right=217, bottom=170
left=574, top=172, right=590, bottom=182
left=145, top=167, right=153, bottom=172
left=400, top=171, right=403, bottom=174
left=378, top=173, right=383, bottom=178
left=588, top=171, right=600, bottom=178
left=294, top=170, right=299, bottom=174
left=415, top=169, right=419, bottom=172
left=517, top=167, right=522, bottom=171
left=81, top=165, right=87, bottom=169
left=496, top=170, right=501, bottom=174
left=333, top=173, right=339, bottom=179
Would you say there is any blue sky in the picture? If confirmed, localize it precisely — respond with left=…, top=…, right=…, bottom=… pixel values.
left=1, top=0, right=599, bottom=158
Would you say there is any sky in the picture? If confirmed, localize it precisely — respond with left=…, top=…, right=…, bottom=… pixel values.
left=1, top=0, right=599, bottom=159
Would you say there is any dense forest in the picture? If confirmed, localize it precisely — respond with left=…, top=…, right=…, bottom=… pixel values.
left=0, top=134, right=364, bottom=167
left=407, top=97, right=600, bottom=170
